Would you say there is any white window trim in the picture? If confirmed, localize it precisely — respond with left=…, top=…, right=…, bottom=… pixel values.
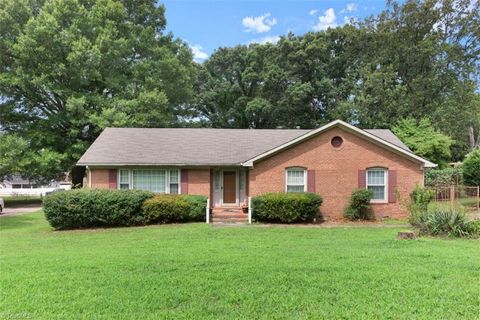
left=285, top=168, right=307, bottom=193
left=117, top=169, right=181, bottom=194
left=118, top=169, right=131, bottom=190
left=366, top=168, right=388, bottom=203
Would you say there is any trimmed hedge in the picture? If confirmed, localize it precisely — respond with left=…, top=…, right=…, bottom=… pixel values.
left=43, top=189, right=154, bottom=229
left=142, top=195, right=208, bottom=223
left=44, top=190, right=208, bottom=229
left=252, top=192, right=323, bottom=223
left=3, top=196, right=43, bottom=207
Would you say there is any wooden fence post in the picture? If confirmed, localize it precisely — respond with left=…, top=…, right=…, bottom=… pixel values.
left=477, top=186, right=479, bottom=210
left=450, top=186, right=455, bottom=208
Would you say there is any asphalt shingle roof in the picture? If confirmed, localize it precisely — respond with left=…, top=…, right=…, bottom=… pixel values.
left=77, top=127, right=410, bottom=166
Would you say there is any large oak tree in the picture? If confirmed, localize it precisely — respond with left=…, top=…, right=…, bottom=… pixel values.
left=0, top=0, right=195, bottom=184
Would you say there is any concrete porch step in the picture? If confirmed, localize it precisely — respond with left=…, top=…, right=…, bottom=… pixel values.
left=211, top=207, right=249, bottom=224
left=211, top=217, right=248, bottom=223
left=212, top=207, right=243, bottom=212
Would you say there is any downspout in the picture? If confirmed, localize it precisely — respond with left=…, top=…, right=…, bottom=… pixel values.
left=87, top=166, right=92, bottom=189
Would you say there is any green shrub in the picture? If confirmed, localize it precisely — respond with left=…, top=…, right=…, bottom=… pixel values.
left=252, top=192, right=323, bottom=223
left=343, top=189, right=374, bottom=220
left=3, top=195, right=43, bottom=207
left=424, top=167, right=463, bottom=187
left=142, top=194, right=208, bottom=223
left=182, top=195, right=209, bottom=221
left=462, top=148, right=480, bottom=186
left=408, top=185, right=435, bottom=224
left=414, top=204, right=479, bottom=238
left=43, top=189, right=154, bottom=230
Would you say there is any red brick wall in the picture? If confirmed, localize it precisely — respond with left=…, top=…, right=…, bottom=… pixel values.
left=186, top=169, right=211, bottom=197
left=89, top=168, right=211, bottom=197
left=90, top=169, right=111, bottom=189
left=249, top=127, right=424, bottom=220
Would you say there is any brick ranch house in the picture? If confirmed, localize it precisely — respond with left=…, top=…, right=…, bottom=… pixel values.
left=77, top=120, right=436, bottom=220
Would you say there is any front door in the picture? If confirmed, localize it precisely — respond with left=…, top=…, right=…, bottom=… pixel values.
left=223, top=171, right=236, bottom=204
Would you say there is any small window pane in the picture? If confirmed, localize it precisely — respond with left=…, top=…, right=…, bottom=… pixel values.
left=169, top=170, right=179, bottom=183
left=367, top=170, right=385, bottom=185
left=170, top=184, right=179, bottom=194
left=287, top=185, right=304, bottom=193
left=287, top=170, right=305, bottom=185
left=368, top=186, right=385, bottom=200
left=119, top=184, right=130, bottom=190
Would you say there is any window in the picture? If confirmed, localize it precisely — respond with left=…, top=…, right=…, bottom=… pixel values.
left=331, top=136, right=343, bottom=148
left=169, top=170, right=179, bottom=194
left=286, top=168, right=306, bottom=192
left=121, top=169, right=180, bottom=194
left=132, top=170, right=165, bottom=193
left=119, top=169, right=130, bottom=189
left=367, top=168, right=387, bottom=201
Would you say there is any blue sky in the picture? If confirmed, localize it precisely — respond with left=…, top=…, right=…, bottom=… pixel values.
left=161, top=0, right=387, bottom=62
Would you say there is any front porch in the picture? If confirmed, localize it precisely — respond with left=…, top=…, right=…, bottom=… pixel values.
left=210, top=168, right=249, bottom=223
left=211, top=168, right=248, bottom=208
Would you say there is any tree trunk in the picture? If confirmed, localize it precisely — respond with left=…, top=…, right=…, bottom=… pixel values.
left=71, top=166, right=86, bottom=188
left=468, top=126, right=480, bottom=150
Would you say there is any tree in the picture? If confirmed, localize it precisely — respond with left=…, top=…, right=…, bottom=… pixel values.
left=393, top=118, right=453, bottom=167
left=0, top=134, right=65, bottom=184
left=0, top=0, right=195, bottom=185
left=191, top=28, right=360, bottom=129
left=462, top=148, right=480, bottom=186
left=346, top=0, right=480, bottom=158
left=191, top=0, right=479, bottom=163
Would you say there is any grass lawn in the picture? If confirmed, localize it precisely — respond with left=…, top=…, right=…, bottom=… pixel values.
left=1, top=212, right=479, bottom=319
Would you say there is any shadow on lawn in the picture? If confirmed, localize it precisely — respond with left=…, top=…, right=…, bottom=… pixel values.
left=0, top=211, right=44, bottom=231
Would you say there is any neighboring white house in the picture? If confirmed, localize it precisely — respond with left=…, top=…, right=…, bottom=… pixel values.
left=0, top=175, right=72, bottom=196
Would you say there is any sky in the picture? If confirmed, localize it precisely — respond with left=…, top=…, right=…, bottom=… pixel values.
left=161, top=0, right=387, bottom=62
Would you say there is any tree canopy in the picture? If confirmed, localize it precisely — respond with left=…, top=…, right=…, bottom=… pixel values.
left=1, top=0, right=479, bottom=184
left=393, top=118, right=453, bottom=167
left=0, top=0, right=195, bottom=183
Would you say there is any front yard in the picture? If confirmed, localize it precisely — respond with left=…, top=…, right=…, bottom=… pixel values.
left=0, top=211, right=479, bottom=319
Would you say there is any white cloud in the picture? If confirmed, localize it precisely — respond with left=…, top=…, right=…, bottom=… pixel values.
left=242, top=13, right=277, bottom=33
left=190, top=44, right=208, bottom=62
left=346, top=3, right=358, bottom=12
left=309, top=9, right=318, bottom=16
left=313, top=8, right=337, bottom=31
left=249, top=35, right=280, bottom=45
left=341, top=3, right=358, bottom=13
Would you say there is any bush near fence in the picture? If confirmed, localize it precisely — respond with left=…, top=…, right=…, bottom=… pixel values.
left=425, top=167, right=463, bottom=187
left=3, top=195, right=43, bottom=207
left=412, top=204, right=479, bottom=238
